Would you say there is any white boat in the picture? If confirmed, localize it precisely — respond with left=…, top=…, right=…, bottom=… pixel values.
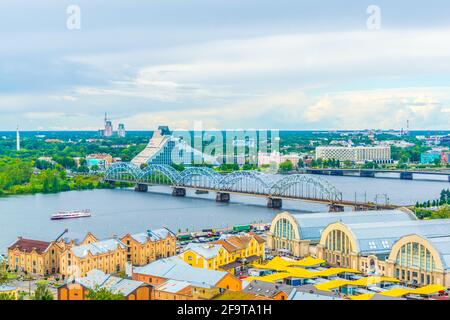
left=51, top=210, right=91, bottom=220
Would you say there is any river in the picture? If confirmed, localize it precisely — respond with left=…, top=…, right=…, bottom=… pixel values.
left=0, top=176, right=448, bottom=253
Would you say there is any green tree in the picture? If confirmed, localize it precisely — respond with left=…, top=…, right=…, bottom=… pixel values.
left=0, top=262, right=9, bottom=286
left=33, top=283, right=54, bottom=300
left=85, top=286, right=125, bottom=300
left=279, top=160, right=293, bottom=172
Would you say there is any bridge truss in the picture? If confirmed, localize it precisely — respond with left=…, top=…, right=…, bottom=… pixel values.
left=104, top=162, right=343, bottom=202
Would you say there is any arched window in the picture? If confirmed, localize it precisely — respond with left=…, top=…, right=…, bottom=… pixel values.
left=273, top=218, right=295, bottom=241
left=324, top=229, right=353, bottom=254
left=395, top=242, right=436, bottom=272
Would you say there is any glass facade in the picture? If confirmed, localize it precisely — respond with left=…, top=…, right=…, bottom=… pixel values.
left=273, top=218, right=296, bottom=252
left=395, top=242, right=436, bottom=272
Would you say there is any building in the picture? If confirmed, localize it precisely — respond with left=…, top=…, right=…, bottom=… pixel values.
left=117, top=123, right=126, bottom=138
left=152, top=279, right=221, bottom=300
left=7, top=237, right=63, bottom=276
left=120, top=228, right=177, bottom=266
left=86, top=153, right=113, bottom=169
left=267, top=209, right=415, bottom=257
left=7, top=230, right=99, bottom=276
left=58, top=269, right=151, bottom=300
left=441, top=152, right=450, bottom=164
left=178, top=234, right=265, bottom=274
left=242, top=280, right=295, bottom=300
left=59, top=238, right=127, bottom=278
left=420, top=151, right=442, bottom=164
left=315, top=146, right=391, bottom=163
left=257, top=151, right=301, bottom=168
left=100, top=113, right=113, bottom=137
left=133, top=256, right=242, bottom=291
left=316, top=219, right=450, bottom=287
left=131, top=126, right=219, bottom=167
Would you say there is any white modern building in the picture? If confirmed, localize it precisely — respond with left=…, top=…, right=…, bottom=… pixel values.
left=315, top=146, right=391, bottom=163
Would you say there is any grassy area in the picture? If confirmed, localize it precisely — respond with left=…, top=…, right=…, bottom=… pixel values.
left=6, top=272, right=18, bottom=280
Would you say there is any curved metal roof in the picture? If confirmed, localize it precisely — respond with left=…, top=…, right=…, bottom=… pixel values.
left=289, top=210, right=415, bottom=241
left=343, top=219, right=450, bottom=257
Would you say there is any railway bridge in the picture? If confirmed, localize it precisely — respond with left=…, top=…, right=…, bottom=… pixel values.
left=104, top=162, right=400, bottom=211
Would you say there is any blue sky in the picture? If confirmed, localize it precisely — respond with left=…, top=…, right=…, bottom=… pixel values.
left=1, top=0, right=450, bottom=130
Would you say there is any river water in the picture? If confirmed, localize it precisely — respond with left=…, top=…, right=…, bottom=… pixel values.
left=0, top=176, right=448, bottom=253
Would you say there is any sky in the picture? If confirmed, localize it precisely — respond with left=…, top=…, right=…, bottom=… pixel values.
left=1, top=0, right=450, bottom=131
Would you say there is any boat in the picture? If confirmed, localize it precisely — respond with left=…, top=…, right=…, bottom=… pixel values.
left=51, top=210, right=91, bottom=220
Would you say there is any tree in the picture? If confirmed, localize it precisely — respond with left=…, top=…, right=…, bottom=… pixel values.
left=33, top=283, right=54, bottom=300
left=279, top=160, right=293, bottom=172
left=0, top=262, right=9, bottom=286
left=85, top=286, right=125, bottom=300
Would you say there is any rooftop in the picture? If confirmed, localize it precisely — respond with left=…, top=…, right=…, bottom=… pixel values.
left=8, top=237, right=51, bottom=254
left=74, top=269, right=147, bottom=296
left=129, top=228, right=175, bottom=244
left=71, top=238, right=125, bottom=258
left=286, top=209, right=415, bottom=241
left=133, top=256, right=230, bottom=287
left=340, top=219, right=450, bottom=255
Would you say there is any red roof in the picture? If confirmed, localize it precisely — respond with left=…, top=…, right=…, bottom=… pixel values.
left=8, top=238, right=51, bottom=254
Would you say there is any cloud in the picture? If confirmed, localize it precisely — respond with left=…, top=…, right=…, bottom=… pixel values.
left=2, top=25, right=450, bottom=129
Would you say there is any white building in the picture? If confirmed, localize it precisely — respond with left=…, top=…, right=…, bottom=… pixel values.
left=258, top=151, right=301, bottom=167
left=315, top=146, right=391, bottom=163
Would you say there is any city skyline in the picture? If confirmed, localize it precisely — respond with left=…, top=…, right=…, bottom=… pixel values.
left=1, top=1, right=450, bottom=131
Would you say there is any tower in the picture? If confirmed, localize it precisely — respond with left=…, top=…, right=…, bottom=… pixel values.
left=103, top=113, right=113, bottom=137
left=16, top=125, right=20, bottom=151
left=117, top=123, right=126, bottom=138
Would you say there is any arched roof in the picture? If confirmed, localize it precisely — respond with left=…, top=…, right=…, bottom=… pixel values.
left=388, top=234, right=450, bottom=271
left=321, top=219, right=450, bottom=256
left=273, top=209, right=414, bottom=242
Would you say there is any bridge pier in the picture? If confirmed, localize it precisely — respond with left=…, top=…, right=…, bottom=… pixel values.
left=400, top=172, right=413, bottom=180
left=448, top=175, right=450, bottom=182
left=135, top=184, right=148, bottom=192
left=360, top=171, right=375, bottom=178
left=172, top=187, right=186, bottom=197
left=216, top=192, right=230, bottom=203
left=267, top=198, right=283, bottom=209
left=353, top=205, right=369, bottom=212
left=329, top=204, right=345, bottom=212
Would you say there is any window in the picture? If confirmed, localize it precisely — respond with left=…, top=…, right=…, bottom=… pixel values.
left=368, top=241, right=377, bottom=250
left=381, top=240, right=390, bottom=249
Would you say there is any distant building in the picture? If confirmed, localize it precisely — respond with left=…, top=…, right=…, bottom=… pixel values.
left=441, top=152, right=449, bottom=164
left=45, top=139, right=63, bottom=143
left=315, top=146, right=391, bottom=163
left=100, top=113, right=113, bottom=137
left=117, top=123, right=126, bottom=138
left=420, top=151, right=441, bottom=164
left=58, top=269, right=151, bottom=300
left=86, top=153, right=113, bottom=169
left=131, top=126, right=219, bottom=167
left=258, top=151, right=301, bottom=168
